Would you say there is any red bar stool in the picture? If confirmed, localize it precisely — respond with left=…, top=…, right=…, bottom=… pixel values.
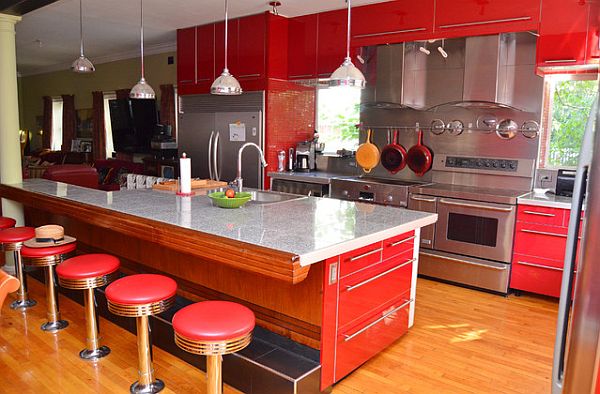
left=172, top=301, right=255, bottom=394
left=106, top=274, right=177, bottom=393
left=56, top=254, right=120, bottom=359
left=0, top=227, right=36, bottom=310
left=0, top=217, right=16, bottom=230
left=21, top=243, right=76, bottom=332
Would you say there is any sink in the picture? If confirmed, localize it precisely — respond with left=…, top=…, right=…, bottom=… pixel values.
left=248, top=190, right=305, bottom=204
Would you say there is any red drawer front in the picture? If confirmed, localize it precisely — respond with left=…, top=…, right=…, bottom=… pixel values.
left=340, top=242, right=383, bottom=278
left=563, top=210, right=585, bottom=230
left=338, top=255, right=413, bottom=330
left=335, top=294, right=411, bottom=382
left=517, top=204, right=566, bottom=226
left=382, top=231, right=415, bottom=261
left=514, top=222, right=568, bottom=262
left=510, top=254, right=571, bottom=297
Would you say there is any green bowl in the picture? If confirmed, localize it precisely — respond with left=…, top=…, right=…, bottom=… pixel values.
left=208, top=191, right=252, bottom=209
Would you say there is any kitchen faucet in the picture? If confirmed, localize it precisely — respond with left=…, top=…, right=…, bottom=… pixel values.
left=235, top=143, right=267, bottom=192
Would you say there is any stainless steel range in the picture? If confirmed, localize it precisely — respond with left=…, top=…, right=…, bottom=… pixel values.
left=330, top=177, right=429, bottom=207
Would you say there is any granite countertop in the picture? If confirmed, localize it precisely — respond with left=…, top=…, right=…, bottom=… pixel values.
left=8, top=179, right=437, bottom=266
left=268, top=171, right=356, bottom=185
left=518, top=191, right=573, bottom=209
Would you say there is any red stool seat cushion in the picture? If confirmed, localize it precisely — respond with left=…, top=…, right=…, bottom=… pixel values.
left=173, top=301, right=255, bottom=342
left=21, top=243, right=76, bottom=258
left=0, top=227, right=35, bottom=244
left=105, top=274, right=177, bottom=305
left=0, top=217, right=16, bottom=230
left=56, top=254, right=120, bottom=280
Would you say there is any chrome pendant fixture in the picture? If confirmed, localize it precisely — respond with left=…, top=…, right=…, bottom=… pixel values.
left=211, top=0, right=242, bottom=95
left=71, top=0, right=95, bottom=73
left=329, top=0, right=365, bottom=88
left=130, top=0, right=155, bottom=99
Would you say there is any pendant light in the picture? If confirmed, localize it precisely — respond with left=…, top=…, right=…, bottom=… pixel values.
left=130, top=0, right=155, bottom=99
left=211, top=0, right=242, bottom=95
left=71, top=0, right=95, bottom=73
left=329, top=0, right=365, bottom=89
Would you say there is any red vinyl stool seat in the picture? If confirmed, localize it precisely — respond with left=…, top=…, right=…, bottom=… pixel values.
left=57, top=254, right=120, bottom=360
left=0, top=216, right=16, bottom=230
left=172, top=301, right=255, bottom=394
left=21, top=242, right=76, bottom=332
left=105, top=274, right=177, bottom=393
left=0, top=227, right=36, bottom=310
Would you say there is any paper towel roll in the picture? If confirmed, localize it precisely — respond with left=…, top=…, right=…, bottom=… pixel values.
left=180, top=153, right=192, bottom=194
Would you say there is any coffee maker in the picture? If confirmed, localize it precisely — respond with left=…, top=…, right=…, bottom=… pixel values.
left=295, top=141, right=316, bottom=172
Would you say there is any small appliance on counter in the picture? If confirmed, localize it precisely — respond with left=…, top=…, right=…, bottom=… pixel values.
left=295, top=140, right=317, bottom=172
left=556, top=169, right=577, bottom=197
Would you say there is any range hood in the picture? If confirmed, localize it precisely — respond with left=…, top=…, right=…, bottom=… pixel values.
left=364, top=32, right=544, bottom=117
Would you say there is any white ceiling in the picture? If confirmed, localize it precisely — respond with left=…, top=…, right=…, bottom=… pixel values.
left=16, top=0, right=386, bottom=76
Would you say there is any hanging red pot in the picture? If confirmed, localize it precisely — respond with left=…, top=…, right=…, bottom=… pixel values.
left=406, top=129, right=433, bottom=176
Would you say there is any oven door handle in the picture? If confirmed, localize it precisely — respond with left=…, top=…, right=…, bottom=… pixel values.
left=439, top=198, right=514, bottom=212
left=409, top=195, right=437, bottom=203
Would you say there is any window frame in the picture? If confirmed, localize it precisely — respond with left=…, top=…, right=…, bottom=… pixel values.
left=50, top=96, right=63, bottom=151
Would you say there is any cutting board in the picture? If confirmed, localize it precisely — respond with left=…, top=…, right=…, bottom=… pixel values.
left=152, top=179, right=228, bottom=192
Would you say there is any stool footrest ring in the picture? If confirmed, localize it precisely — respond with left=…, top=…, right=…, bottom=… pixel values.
left=108, top=296, right=175, bottom=317
left=174, top=332, right=252, bottom=356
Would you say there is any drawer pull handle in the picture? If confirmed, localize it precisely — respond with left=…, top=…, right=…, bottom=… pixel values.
left=238, top=73, right=262, bottom=78
left=179, top=79, right=194, bottom=83
left=517, top=260, right=563, bottom=271
left=343, top=299, right=413, bottom=342
left=349, top=247, right=383, bottom=262
left=353, top=27, right=427, bottom=39
left=440, top=198, right=514, bottom=212
left=409, top=195, right=437, bottom=203
left=523, top=210, right=555, bottom=217
left=543, top=59, right=578, bottom=64
left=420, top=252, right=508, bottom=271
left=345, top=258, right=415, bottom=292
left=438, top=16, right=531, bottom=29
left=521, top=229, right=567, bottom=238
left=289, top=74, right=314, bottom=78
left=389, top=235, right=416, bottom=247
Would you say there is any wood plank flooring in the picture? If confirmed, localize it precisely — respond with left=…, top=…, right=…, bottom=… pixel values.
left=0, top=277, right=558, bottom=393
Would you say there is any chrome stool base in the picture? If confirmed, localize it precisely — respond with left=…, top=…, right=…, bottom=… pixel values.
left=10, top=298, right=37, bottom=310
left=41, top=319, right=69, bottom=332
left=80, top=345, right=111, bottom=361
left=130, top=379, right=165, bottom=394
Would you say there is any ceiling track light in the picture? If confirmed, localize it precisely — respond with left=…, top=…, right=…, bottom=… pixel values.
left=419, top=46, right=431, bottom=55
left=130, top=0, right=155, bottom=99
left=211, top=0, right=242, bottom=95
left=71, top=0, right=95, bottom=73
left=329, top=0, right=366, bottom=89
left=437, top=39, right=448, bottom=58
left=269, top=1, right=281, bottom=15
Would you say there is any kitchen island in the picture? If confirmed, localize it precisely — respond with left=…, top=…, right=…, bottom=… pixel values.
left=0, top=179, right=437, bottom=389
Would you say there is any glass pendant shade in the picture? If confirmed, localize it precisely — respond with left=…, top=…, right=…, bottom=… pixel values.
left=329, top=57, right=366, bottom=88
left=130, top=77, right=156, bottom=99
left=71, top=55, right=95, bottom=73
left=211, top=69, right=242, bottom=95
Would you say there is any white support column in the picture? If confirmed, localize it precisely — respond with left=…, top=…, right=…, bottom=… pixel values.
left=0, top=14, right=24, bottom=226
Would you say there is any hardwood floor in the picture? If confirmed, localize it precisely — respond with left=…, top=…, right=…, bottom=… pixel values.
left=0, top=277, right=558, bottom=393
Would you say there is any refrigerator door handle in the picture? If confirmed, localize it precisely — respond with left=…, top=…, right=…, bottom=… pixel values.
left=213, top=132, right=220, bottom=181
left=208, top=131, right=215, bottom=180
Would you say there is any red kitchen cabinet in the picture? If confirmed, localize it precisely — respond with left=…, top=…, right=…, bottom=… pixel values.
left=511, top=254, right=567, bottom=298
left=177, top=27, right=196, bottom=86
left=196, top=24, right=215, bottom=84
left=587, top=2, right=600, bottom=64
left=514, top=222, right=568, bottom=265
left=317, top=9, right=347, bottom=78
left=351, top=0, right=434, bottom=47
left=516, top=204, right=566, bottom=227
left=434, top=0, right=539, bottom=38
left=536, top=0, right=590, bottom=68
left=288, top=14, right=318, bottom=79
left=339, top=241, right=383, bottom=278
left=214, top=19, right=239, bottom=79
left=237, top=13, right=267, bottom=81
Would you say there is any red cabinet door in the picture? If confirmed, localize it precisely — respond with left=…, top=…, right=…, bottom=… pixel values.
left=177, top=27, right=196, bottom=86
left=288, top=14, right=318, bottom=79
left=587, top=2, right=600, bottom=64
left=214, top=19, right=239, bottom=78
left=537, top=0, right=590, bottom=67
left=237, top=13, right=267, bottom=81
left=317, top=9, right=347, bottom=78
left=513, top=222, right=568, bottom=263
left=196, top=24, right=215, bottom=84
left=434, top=0, right=539, bottom=38
left=351, top=0, right=434, bottom=47
left=511, top=254, right=565, bottom=298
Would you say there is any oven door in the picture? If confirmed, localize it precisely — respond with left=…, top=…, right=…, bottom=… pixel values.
left=434, top=197, right=516, bottom=263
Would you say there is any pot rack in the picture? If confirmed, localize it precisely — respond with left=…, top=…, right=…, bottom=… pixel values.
left=357, top=124, right=540, bottom=137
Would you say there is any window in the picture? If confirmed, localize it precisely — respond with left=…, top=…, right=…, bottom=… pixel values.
left=540, top=78, right=598, bottom=168
left=103, top=92, right=116, bottom=158
left=50, top=97, right=63, bottom=151
left=316, top=87, right=361, bottom=153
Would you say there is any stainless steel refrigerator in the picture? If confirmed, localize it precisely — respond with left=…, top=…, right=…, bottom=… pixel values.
left=177, top=91, right=265, bottom=189
left=552, top=87, right=599, bottom=393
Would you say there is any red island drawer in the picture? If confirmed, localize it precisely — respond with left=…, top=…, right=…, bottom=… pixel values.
left=339, top=241, right=383, bottom=278
left=382, top=231, right=415, bottom=261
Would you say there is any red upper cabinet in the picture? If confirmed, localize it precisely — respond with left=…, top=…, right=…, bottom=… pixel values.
left=237, top=13, right=267, bottom=80
left=196, top=24, right=215, bottom=84
left=177, top=27, right=196, bottom=86
left=587, top=1, right=600, bottom=63
left=288, top=14, right=318, bottom=79
left=214, top=19, right=239, bottom=78
left=351, top=0, right=434, bottom=47
left=317, top=9, right=347, bottom=78
left=434, top=0, right=539, bottom=38
left=536, top=0, right=590, bottom=67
